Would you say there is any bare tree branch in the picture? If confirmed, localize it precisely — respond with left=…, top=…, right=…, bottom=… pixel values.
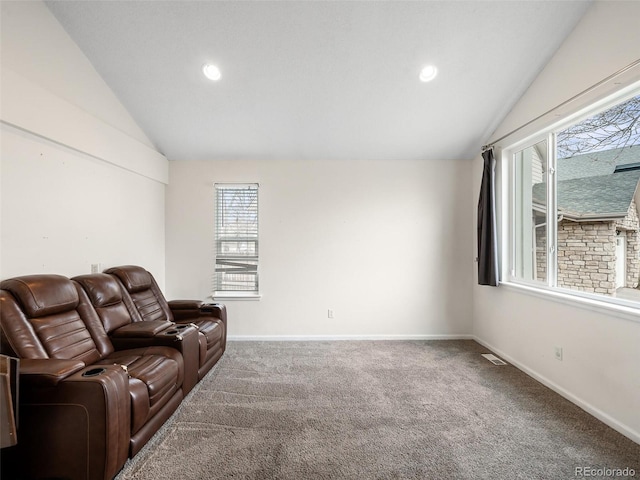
left=557, top=95, right=640, bottom=158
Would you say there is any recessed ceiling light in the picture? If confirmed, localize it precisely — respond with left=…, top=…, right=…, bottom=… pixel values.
left=203, top=64, right=221, bottom=81
left=419, top=65, right=438, bottom=82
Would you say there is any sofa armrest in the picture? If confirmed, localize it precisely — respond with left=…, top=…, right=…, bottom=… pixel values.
left=111, top=320, right=174, bottom=338
left=200, top=302, right=227, bottom=325
left=168, top=300, right=226, bottom=325
left=20, top=358, right=86, bottom=387
left=12, top=364, right=130, bottom=480
left=168, top=299, right=202, bottom=310
left=167, top=300, right=201, bottom=322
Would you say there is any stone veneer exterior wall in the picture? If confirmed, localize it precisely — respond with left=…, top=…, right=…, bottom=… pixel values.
left=535, top=218, right=547, bottom=282
left=615, top=200, right=639, bottom=288
left=555, top=200, right=640, bottom=295
left=557, top=221, right=616, bottom=295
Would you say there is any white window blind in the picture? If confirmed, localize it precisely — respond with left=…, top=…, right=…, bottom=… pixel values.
left=214, top=184, right=259, bottom=294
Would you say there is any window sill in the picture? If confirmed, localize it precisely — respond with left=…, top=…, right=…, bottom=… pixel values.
left=499, top=281, right=640, bottom=323
left=212, top=292, right=262, bottom=301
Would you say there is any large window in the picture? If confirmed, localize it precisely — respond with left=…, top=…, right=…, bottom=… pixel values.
left=507, top=91, right=640, bottom=307
left=513, top=138, right=549, bottom=285
left=214, top=183, right=259, bottom=296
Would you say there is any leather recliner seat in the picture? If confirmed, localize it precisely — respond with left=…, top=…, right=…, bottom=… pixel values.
left=73, top=273, right=201, bottom=395
left=106, top=265, right=227, bottom=379
left=0, top=274, right=185, bottom=479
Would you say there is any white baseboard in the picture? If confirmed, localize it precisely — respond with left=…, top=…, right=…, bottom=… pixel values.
left=473, top=336, right=640, bottom=445
left=228, top=334, right=474, bottom=341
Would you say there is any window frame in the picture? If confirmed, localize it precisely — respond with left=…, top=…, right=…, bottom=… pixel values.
left=501, top=84, right=640, bottom=318
left=213, top=182, right=261, bottom=300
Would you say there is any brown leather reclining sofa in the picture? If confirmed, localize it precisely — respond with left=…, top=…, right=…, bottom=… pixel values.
left=0, top=266, right=227, bottom=480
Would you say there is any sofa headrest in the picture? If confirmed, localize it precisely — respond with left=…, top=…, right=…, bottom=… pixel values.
left=1, top=275, right=79, bottom=318
left=105, top=265, right=152, bottom=293
left=73, top=273, right=122, bottom=307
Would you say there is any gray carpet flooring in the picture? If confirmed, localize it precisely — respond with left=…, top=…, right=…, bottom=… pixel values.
left=116, top=340, right=639, bottom=479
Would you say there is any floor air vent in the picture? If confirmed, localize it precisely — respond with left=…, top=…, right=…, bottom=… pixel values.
left=481, top=353, right=507, bottom=366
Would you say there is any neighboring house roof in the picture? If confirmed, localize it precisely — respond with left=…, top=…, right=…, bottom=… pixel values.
left=557, top=144, right=640, bottom=181
left=554, top=170, right=640, bottom=219
left=533, top=144, right=640, bottom=220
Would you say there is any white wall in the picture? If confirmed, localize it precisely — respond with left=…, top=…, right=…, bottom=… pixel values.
left=0, top=1, right=168, bottom=284
left=166, top=158, right=473, bottom=338
left=473, top=1, right=640, bottom=443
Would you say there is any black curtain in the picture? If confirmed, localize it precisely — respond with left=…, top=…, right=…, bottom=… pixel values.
left=477, top=148, right=499, bottom=286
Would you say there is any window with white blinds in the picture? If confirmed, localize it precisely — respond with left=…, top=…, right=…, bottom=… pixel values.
left=214, top=184, right=259, bottom=294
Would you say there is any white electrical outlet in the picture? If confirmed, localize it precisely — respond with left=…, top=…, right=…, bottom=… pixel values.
left=328, top=309, right=334, bottom=319
left=91, top=263, right=101, bottom=274
left=554, top=346, right=563, bottom=361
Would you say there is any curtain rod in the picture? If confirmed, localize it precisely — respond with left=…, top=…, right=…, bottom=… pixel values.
left=482, top=57, right=640, bottom=152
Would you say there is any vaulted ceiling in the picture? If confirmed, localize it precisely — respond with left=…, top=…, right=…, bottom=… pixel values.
left=46, top=1, right=591, bottom=162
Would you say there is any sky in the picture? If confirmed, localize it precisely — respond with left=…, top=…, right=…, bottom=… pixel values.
left=557, top=94, right=640, bottom=159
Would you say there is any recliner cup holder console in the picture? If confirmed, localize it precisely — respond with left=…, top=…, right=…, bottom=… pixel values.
left=82, top=367, right=106, bottom=377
